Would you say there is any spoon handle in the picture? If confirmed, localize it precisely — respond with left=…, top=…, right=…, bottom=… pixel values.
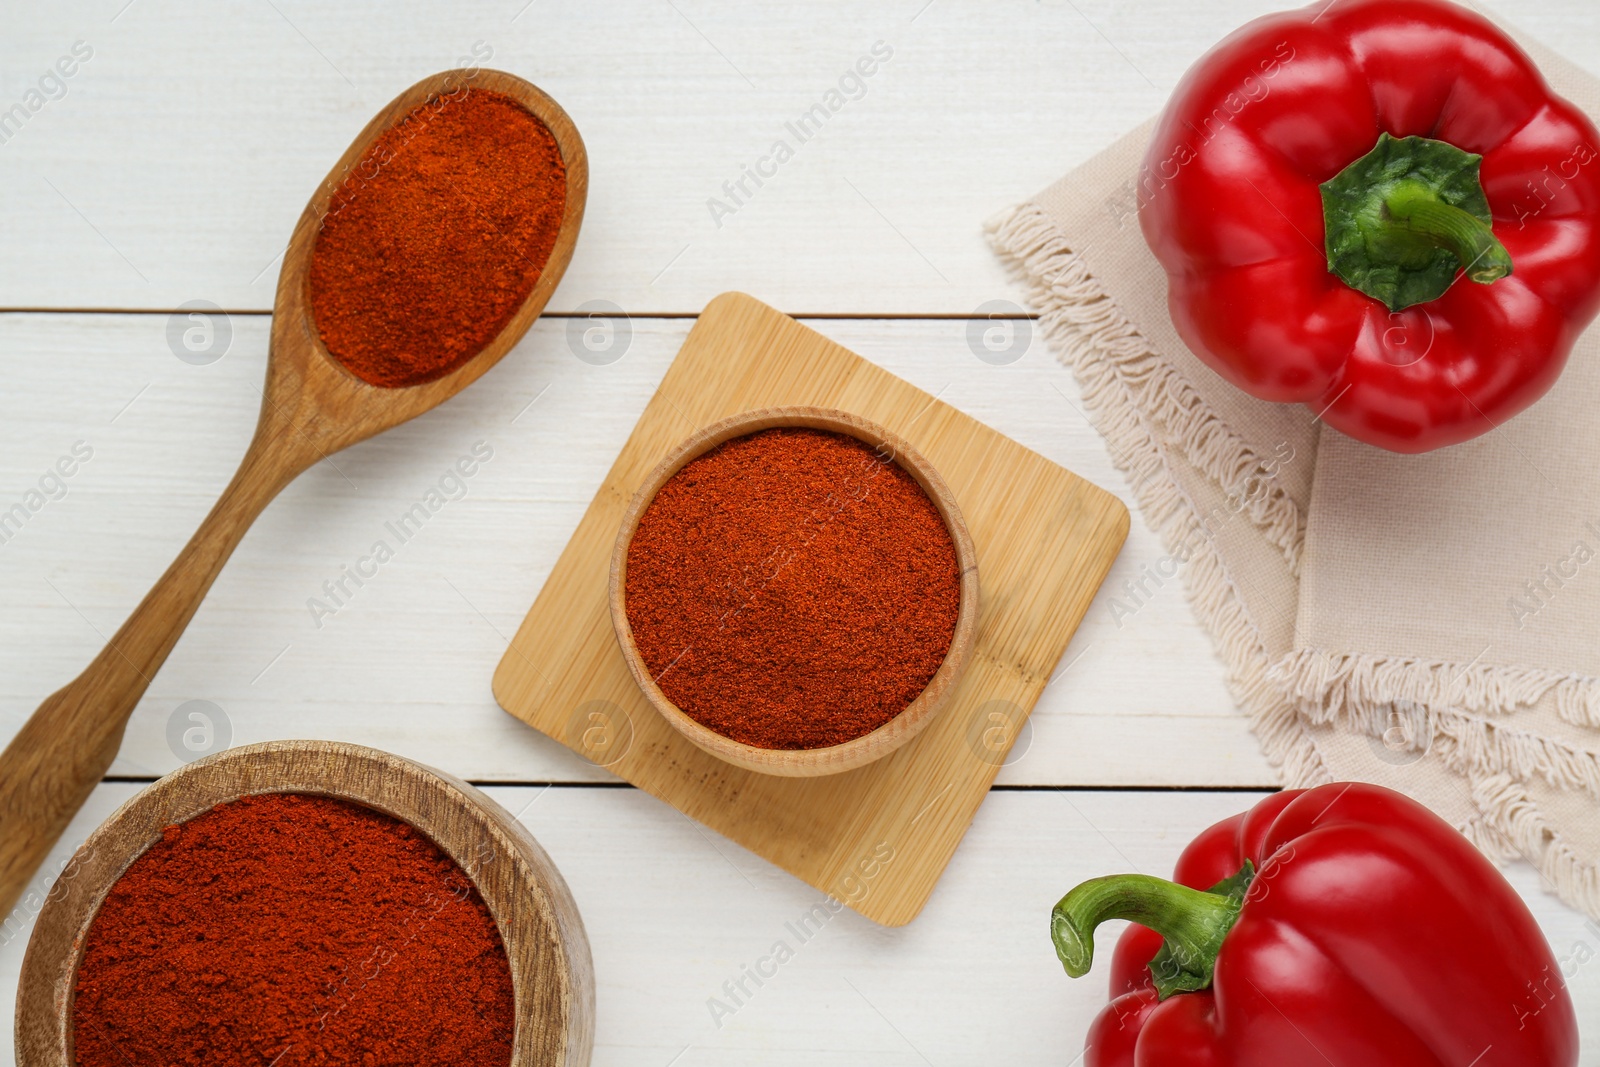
left=0, top=429, right=306, bottom=920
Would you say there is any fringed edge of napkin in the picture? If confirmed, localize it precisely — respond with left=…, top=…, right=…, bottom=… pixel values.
left=1308, top=696, right=1600, bottom=796
left=1274, top=649, right=1600, bottom=914
left=986, top=201, right=1327, bottom=785
left=1273, top=648, right=1600, bottom=729
left=989, top=199, right=1600, bottom=919
left=1307, top=695, right=1600, bottom=915
left=986, top=210, right=1307, bottom=578
left=1470, top=772, right=1600, bottom=917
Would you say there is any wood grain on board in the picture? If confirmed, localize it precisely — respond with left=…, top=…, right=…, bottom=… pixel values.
left=493, top=293, right=1128, bottom=925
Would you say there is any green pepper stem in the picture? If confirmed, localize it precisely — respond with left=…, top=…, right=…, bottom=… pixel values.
left=1050, top=874, right=1242, bottom=980
left=1381, top=181, right=1513, bottom=284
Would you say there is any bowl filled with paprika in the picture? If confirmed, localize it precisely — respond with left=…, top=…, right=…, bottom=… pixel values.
left=15, top=740, right=593, bottom=1067
left=609, top=406, right=980, bottom=777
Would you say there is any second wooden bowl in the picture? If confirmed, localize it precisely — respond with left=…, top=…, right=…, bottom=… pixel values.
left=609, top=406, right=980, bottom=777
left=15, top=740, right=593, bottom=1066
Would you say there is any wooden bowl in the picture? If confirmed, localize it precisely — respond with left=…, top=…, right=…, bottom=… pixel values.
left=609, top=406, right=980, bottom=777
left=15, top=740, right=593, bottom=1067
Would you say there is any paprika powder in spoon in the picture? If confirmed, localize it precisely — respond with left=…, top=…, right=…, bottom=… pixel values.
left=310, top=86, right=567, bottom=387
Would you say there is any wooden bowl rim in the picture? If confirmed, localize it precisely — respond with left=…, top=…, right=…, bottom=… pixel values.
left=608, top=405, right=980, bottom=778
left=14, top=739, right=594, bottom=1067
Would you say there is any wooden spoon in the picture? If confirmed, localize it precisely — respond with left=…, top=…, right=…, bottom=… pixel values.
left=0, top=69, right=587, bottom=919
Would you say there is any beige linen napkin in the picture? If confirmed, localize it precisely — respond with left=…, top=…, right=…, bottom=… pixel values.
left=992, top=28, right=1600, bottom=917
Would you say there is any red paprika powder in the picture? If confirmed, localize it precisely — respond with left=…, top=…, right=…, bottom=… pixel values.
left=625, top=427, right=961, bottom=749
left=72, top=793, right=514, bottom=1067
left=309, top=86, right=566, bottom=388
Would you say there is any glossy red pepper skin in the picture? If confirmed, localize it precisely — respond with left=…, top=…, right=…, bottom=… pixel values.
left=1082, top=784, right=1578, bottom=1067
left=1139, top=0, right=1600, bottom=453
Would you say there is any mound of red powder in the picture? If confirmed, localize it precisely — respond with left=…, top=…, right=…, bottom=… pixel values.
left=73, top=792, right=514, bottom=1067
left=625, top=427, right=962, bottom=749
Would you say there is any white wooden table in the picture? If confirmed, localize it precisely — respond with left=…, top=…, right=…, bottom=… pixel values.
left=4, top=2, right=1599, bottom=1062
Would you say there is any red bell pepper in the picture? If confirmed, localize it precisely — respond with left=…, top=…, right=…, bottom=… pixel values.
left=1139, top=0, right=1600, bottom=453
left=1052, top=783, right=1578, bottom=1066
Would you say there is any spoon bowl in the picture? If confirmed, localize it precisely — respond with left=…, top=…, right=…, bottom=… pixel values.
left=265, top=67, right=588, bottom=455
left=0, top=69, right=587, bottom=920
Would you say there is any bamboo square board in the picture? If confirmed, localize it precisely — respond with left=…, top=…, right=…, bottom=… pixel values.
left=493, top=293, right=1128, bottom=926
